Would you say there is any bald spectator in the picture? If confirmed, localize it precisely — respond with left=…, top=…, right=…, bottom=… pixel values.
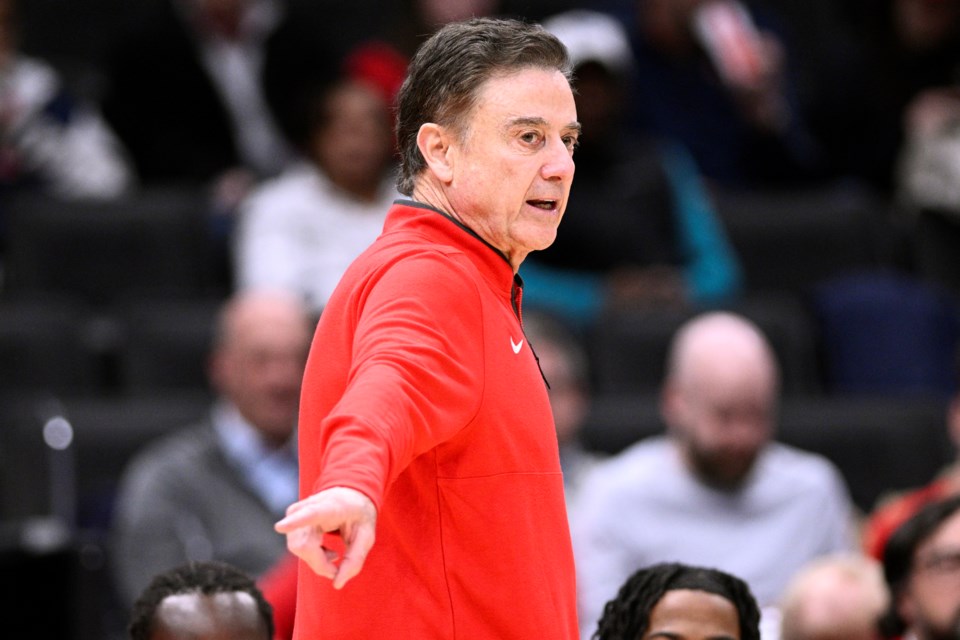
left=573, top=311, right=857, bottom=639
left=111, top=290, right=311, bottom=607
left=779, top=553, right=889, bottom=640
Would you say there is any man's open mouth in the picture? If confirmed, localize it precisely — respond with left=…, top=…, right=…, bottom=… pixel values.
left=527, top=199, right=558, bottom=210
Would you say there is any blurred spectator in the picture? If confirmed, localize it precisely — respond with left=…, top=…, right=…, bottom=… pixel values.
left=591, top=561, right=761, bottom=640
left=99, top=0, right=344, bottom=293
left=879, top=494, right=960, bottom=640
left=615, top=0, right=824, bottom=187
left=0, top=0, right=133, bottom=200
left=815, top=0, right=960, bottom=193
left=111, top=290, right=311, bottom=607
left=101, top=0, right=297, bottom=192
left=521, top=309, right=600, bottom=510
left=863, top=368, right=960, bottom=560
left=894, top=78, right=960, bottom=300
left=572, top=311, right=857, bottom=639
left=522, top=9, right=741, bottom=328
left=779, top=553, right=889, bottom=640
left=128, top=560, right=274, bottom=640
left=234, top=66, right=401, bottom=313
left=897, top=87, right=960, bottom=213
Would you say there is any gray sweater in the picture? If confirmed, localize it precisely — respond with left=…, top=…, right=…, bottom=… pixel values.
left=110, top=421, right=290, bottom=606
left=571, top=435, right=856, bottom=640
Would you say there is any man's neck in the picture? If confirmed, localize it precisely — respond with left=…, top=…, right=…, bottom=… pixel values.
left=411, top=179, right=456, bottom=222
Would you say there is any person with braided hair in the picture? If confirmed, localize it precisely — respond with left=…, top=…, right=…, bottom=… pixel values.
left=592, top=561, right=762, bottom=640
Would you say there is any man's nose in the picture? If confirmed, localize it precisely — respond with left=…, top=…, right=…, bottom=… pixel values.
left=541, top=139, right=575, bottom=181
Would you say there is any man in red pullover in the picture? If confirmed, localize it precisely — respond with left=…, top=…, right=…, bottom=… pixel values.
left=274, top=17, right=581, bottom=639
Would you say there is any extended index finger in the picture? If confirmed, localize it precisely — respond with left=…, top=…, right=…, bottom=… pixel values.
left=275, top=503, right=323, bottom=533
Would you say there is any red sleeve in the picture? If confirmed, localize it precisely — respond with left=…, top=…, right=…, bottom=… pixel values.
left=311, top=252, right=487, bottom=510
left=257, top=554, right=299, bottom=640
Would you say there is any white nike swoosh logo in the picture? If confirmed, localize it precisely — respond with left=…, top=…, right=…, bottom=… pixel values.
left=511, top=337, right=524, bottom=354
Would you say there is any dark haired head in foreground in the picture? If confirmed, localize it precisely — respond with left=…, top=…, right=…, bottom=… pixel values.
left=129, top=560, right=274, bottom=640
left=593, top=562, right=761, bottom=640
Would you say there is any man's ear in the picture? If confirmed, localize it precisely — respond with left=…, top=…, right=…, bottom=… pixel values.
left=417, top=122, right=455, bottom=183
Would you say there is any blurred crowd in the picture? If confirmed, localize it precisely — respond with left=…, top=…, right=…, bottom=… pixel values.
left=3, top=0, right=960, bottom=307
left=3, top=0, right=960, bottom=638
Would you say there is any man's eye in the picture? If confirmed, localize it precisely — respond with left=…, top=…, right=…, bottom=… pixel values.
left=563, top=136, right=580, bottom=152
left=520, top=131, right=542, bottom=145
left=928, top=553, right=960, bottom=573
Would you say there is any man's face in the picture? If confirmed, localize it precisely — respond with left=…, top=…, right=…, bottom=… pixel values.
left=664, top=353, right=776, bottom=490
left=900, top=510, right=960, bottom=640
left=210, top=308, right=310, bottom=445
left=311, top=81, right=393, bottom=194
left=444, top=67, right=579, bottom=268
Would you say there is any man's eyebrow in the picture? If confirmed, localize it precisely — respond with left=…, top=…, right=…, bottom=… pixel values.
left=506, top=117, right=582, bottom=134
left=507, top=116, right=548, bottom=128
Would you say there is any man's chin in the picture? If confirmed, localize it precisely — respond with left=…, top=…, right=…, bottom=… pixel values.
left=695, top=460, right=755, bottom=491
left=531, top=231, right=559, bottom=251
